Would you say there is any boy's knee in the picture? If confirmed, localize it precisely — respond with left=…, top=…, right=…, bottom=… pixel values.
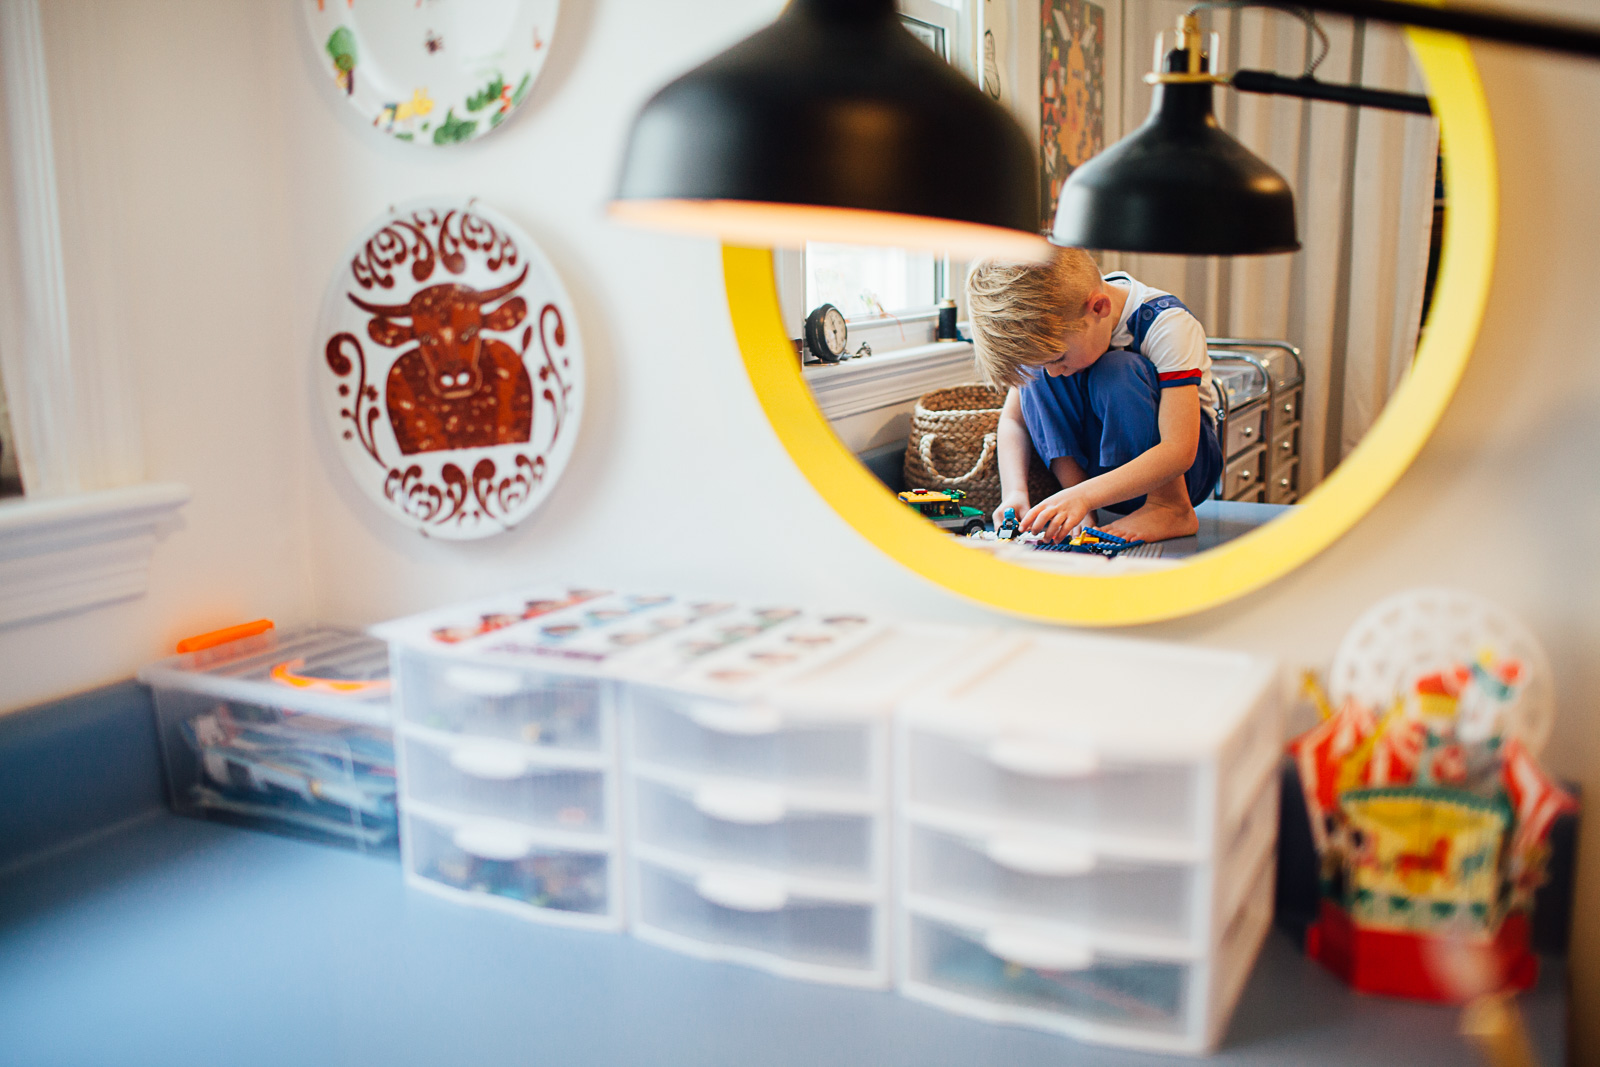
left=1085, top=348, right=1159, bottom=410
left=1092, top=348, right=1157, bottom=384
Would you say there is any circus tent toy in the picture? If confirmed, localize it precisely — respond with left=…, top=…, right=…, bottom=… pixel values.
left=1289, top=589, right=1577, bottom=1002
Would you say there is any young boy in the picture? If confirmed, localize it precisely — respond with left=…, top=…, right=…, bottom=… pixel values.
left=967, top=247, right=1223, bottom=544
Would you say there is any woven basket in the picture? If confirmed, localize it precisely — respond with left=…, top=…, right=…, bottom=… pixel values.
left=902, top=385, right=1058, bottom=517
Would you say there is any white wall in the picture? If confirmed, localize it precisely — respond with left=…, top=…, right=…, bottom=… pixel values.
left=3, top=0, right=1598, bottom=1059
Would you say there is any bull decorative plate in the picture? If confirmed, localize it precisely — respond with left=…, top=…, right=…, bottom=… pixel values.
left=316, top=200, right=583, bottom=539
left=303, top=0, right=558, bottom=146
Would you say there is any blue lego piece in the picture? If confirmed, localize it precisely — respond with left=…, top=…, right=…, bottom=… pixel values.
left=1028, top=526, right=1146, bottom=558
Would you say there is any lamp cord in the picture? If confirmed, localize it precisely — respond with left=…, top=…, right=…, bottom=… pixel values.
left=1185, top=2, right=1332, bottom=78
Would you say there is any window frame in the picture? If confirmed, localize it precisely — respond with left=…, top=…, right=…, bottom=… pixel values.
left=0, top=0, right=187, bottom=628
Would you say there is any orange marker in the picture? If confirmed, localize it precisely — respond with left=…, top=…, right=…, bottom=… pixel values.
left=175, top=619, right=275, bottom=654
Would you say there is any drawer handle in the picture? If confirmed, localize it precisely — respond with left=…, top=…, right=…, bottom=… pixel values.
left=984, top=927, right=1095, bottom=972
left=1237, top=469, right=1252, bottom=482
left=1279, top=440, right=1292, bottom=452
left=985, top=838, right=1097, bottom=877
left=686, top=702, right=784, bottom=735
left=692, top=781, right=788, bottom=825
left=452, top=821, right=536, bottom=861
left=443, top=666, right=525, bottom=697
left=695, top=870, right=789, bottom=912
left=1240, top=425, right=1255, bottom=438
left=448, top=744, right=532, bottom=780
left=986, top=738, right=1097, bottom=778
left=1282, top=402, right=1294, bottom=415
left=1279, top=477, right=1291, bottom=489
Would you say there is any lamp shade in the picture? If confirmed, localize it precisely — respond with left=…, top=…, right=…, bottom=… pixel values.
left=611, top=0, right=1048, bottom=260
left=1053, top=52, right=1300, bottom=256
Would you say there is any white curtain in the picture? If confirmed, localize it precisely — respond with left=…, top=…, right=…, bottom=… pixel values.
left=1091, top=3, right=1439, bottom=490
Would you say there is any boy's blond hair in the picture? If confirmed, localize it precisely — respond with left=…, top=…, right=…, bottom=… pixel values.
left=966, top=246, right=1104, bottom=388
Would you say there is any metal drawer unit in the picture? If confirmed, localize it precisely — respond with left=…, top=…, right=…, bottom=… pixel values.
left=624, top=624, right=1002, bottom=989
left=1210, top=339, right=1305, bottom=503
left=894, top=632, right=1284, bottom=1054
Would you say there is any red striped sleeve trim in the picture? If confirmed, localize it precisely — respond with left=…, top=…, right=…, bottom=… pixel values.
left=1157, top=369, right=1203, bottom=387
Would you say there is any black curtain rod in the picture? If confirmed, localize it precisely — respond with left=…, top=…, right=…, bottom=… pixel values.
left=1294, top=0, right=1600, bottom=60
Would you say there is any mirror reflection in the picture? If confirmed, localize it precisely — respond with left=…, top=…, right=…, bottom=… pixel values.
left=784, top=0, right=1443, bottom=569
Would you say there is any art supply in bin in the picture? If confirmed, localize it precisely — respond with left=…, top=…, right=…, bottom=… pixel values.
left=182, top=703, right=396, bottom=848
left=139, top=627, right=398, bottom=855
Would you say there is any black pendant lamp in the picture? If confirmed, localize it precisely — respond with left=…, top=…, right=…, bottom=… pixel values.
left=611, top=0, right=1050, bottom=260
left=1053, top=16, right=1300, bottom=256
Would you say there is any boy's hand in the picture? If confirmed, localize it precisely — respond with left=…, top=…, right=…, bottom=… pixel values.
left=1023, top=489, right=1092, bottom=543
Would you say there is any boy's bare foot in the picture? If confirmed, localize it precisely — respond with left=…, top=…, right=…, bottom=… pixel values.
left=1101, top=497, right=1199, bottom=544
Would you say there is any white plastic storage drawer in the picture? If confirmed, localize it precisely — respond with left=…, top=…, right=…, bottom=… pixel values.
left=402, top=732, right=610, bottom=834
left=903, top=780, right=1279, bottom=945
left=632, top=855, right=885, bottom=986
left=630, top=771, right=880, bottom=881
left=396, top=649, right=608, bottom=751
left=905, top=909, right=1192, bottom=1038
left=904, top=821, right=1197, bottom=940
left=901, top=855, right=1277, bottom=1055
left=405, top=810, right=617, bottom=929
left=627, top=686, right=878, bottom=790
left=904, top=728, right=1201, bottom=845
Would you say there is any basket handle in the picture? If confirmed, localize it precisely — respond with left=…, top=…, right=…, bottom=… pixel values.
left=918, top=432, right=997, bottom=485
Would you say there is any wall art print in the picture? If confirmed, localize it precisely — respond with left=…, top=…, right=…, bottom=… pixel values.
left=1040, top=0, right=1106, bottom=230
left=303, top=0, right=558, bottom=146
left=317, top=200, right=583, bottom=540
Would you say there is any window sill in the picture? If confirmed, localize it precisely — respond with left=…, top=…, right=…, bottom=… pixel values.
left=802, top=341, right=978, bottom=421
left=0, top=483, right=190, bottom=627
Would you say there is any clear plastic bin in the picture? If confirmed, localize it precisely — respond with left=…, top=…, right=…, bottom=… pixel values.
left=630, top=771, right=879, bottom=881
left=898, top=634, right=1280, bottom=854
left=401, top=731, right=608, bottom=833
left=903, top=779, right=1277, bottom=945
left=900, top=852, right=1277, bottom=1055
left=904, top=821, right=1196, bottom=940
left=140, top=628, right=397, bottom=855
left=395, top=649, right=608, bottom=751
left=632, top=855, right=884, bottom=985
left=904, top=909, right=1191, bottom=1035
left=626, top=685, right=876, bottom=789
left=903, top=728, right=1202, bottom=846
left=405, top=810, right=615, bottom=928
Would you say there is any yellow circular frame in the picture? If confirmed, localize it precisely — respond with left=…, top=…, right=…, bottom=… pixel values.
left=725, top=31, right=1495, bottom=626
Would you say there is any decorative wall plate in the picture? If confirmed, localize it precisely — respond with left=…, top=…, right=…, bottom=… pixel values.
left=303, top=0, right=558, bottom=146
left=317, top=200, right=583, bottom=539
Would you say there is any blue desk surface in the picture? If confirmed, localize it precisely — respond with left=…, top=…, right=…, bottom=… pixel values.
left=0, top=816, right=1567, bottom=1067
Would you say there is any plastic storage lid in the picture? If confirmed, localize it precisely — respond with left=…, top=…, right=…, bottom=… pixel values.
left=652, top=612, right=885, bottom=700
left=1210, top=358, right=1269, bottom=408
left=1209, top=342, right=1304, bottom=390
left=370, top=587, right=884, bottom=692
left=763, top=624, right=1005, bottom=721
left=900, top=633, right=1277, bottom=761
left=372, top=590, right=746, bottom=675
left=137, top=627, right=391, bottom=725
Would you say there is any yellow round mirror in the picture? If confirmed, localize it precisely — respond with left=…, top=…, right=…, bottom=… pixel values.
left=725, top=29, right=1494, bottom=626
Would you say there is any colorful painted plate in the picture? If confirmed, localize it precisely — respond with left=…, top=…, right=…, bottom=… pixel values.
left=316, top=199, right=584, bottom=539
left=303, top=0, right=558, bottom=146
